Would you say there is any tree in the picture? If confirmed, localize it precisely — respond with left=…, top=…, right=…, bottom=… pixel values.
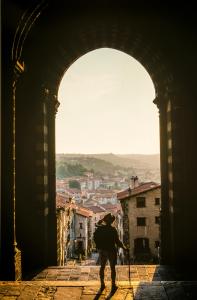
left=56, top=164, right=66, bottom=178
left=69, top=180, right=81, bottom=189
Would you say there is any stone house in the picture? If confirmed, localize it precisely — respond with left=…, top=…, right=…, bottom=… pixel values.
left=86, top=204, right=124, bottom=252
left=56, top=194, right=74, bottom=265
left=86, top=205, right=107, bottom=248
left=100, top=203, right=124, bottom=243
left=69, top=205, right=93, bottom=258
left=117, top=177, right=161, bottom=262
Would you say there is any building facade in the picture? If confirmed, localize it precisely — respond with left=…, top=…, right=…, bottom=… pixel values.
left=118, top=179, right=161, bottom=263
left=56, top=194, right=74, bottom=265
left=68, top=206, right=93, bottom=259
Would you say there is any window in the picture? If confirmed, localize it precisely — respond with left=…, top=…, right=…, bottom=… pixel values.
left=155, top=216, right=160, bottom=224
left=155, top=241, right=160, bottom=248
left=79, top=222, right=83, bottom=229
left=137, top=217, right=146, bottom=226
left=155, top=198, right=160, bottom=205
left=136, top=197, right=146, bottom=208
left=134, top=238, right=149, bottom=254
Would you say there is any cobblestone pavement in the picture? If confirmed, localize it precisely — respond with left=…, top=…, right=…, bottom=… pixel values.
left=32, top=265, right=178, bottom=281
left=0, top=266, right=197, bottom=299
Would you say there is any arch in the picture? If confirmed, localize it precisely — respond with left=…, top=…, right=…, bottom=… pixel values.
left=14, top=2, right=175, bottom=99
left=2, top=0, right=197, bottom=279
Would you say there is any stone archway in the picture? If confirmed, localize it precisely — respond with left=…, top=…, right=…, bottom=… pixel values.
left=2, top=0, right=197, bottom=279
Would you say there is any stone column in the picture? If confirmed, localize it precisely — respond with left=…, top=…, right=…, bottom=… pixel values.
left=169, top=90, right=197, bottom=269
left=13, top=82, right=58, bottom=276
left=155, top=90, right=197, bottom=270
left=33, top=87, right=59, bottom=268
left=154, top=95, right=174, bottom=264
left=1, top=60, right=24, bottom=280
left=12, top=62, right=25, bottom=280
left=45, top=90, right=60, bottom=265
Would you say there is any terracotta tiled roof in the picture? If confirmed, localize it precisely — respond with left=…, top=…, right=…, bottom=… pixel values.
left=100, top=203, right=121, bottom=209
left=116, top=189, right=131, bottom=200
left=100, top=203, right=122, bottom=214
left=87, top=205, right=106, bottom=213
left=75, top=206, right=93, bottom=218
left=56, top=193, right=70, bottom=208
left=117, top=182, right=161, bottom=200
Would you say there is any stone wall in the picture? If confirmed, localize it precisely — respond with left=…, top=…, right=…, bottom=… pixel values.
left=128, top=188, right=161, bottom=259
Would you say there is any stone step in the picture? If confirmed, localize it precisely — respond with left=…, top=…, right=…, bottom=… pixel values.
left=0, top=281, right=196, bottom=300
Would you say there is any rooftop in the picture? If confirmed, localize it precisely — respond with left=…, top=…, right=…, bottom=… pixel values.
left=75, top=206, right=93, bottom=218
left=56, top=193, right=71, bottom=208
left=86, top=205, right=107, bottom=213
left=117, top=182, right=161, bottom=201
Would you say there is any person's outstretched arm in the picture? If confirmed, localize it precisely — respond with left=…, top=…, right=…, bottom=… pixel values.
left=114, top=228, right=128, bottom=250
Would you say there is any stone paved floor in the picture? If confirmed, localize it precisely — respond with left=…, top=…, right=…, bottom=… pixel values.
left=0, top=266, right=197, bottom=299
left=32, top=265, right=177, bottom=282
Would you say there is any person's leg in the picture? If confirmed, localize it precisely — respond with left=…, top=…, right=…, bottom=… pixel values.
left=99, top=250, right=107, bottom=288
left=96, top=252, right=100, bottom=265
left=109, top=251, right=117, bottom=289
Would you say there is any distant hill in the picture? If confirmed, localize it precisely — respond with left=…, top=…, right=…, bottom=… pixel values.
left=56, top=153, right=160, bottom=183
left=56, top=155, right=122, bottom=178
left=91, top=153, right=160, bottom=169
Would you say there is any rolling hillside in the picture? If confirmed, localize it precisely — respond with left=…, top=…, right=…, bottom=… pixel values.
left=56, top=153, right=160, bottom=183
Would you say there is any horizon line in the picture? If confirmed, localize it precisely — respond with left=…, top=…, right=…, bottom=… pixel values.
left=56, top=152, right=160, bottom=155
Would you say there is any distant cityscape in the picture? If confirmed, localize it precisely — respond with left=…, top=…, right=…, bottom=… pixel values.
left=56, top=153, right=161, bottom=266
left=56, top=153, right=160, bottom=182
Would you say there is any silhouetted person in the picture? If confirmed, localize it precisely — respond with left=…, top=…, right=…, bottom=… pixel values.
left=93, top=213, right=128, bottom=292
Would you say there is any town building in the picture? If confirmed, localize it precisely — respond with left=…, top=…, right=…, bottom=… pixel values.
left=56, top=194, right=74, bottom=266
left=100, top=203, right=124, bottom=243
left=91, top=191, right=118, bottom=205
left=85, top=203, right=124, bottom=253
left=68, top=205, right=93, bottom=259
left=86, top=205, right=107, bottom=244
left=117, top=177, right=161, bottom=263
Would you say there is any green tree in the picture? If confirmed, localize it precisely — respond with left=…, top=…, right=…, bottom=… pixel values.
left=69, top=180, right=81, bottom=189
left=67, top=163, right=87, bottom=176
left=56, top=164, right=66, bottom=178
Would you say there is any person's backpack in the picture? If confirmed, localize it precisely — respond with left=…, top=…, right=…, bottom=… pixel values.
left=93, top=225, right=104, bottom=249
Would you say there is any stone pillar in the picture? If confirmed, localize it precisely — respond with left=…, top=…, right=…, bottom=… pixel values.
left=44, top=90, right=59, bottom=265
left=14, top=82, right=58, bottom=276
left=154, top=95, right=174, bottom=264
left=155, top=90, right=197, bottom=270
left=169, top=91, right=197, bottom=270
left=31, top=87, right=59, bottom=269
left=1, top=61, right=24, bottom=280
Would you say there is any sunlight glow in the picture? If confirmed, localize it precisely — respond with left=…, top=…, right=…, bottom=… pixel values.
left=56, top=48, right=159, bottom=154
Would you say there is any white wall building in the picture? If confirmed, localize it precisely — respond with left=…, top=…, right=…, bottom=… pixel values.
left=69, top=205, right=93, bottom=258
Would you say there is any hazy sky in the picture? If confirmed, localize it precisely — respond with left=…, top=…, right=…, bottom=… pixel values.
left=56, top=48, right=159, bottom=154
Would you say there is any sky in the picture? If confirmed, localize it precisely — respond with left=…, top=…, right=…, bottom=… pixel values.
left=56, top=48, right=159, bottom=154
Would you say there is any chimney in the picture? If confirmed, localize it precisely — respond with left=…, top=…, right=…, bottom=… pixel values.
left=130, top=176, right=139, bottom=189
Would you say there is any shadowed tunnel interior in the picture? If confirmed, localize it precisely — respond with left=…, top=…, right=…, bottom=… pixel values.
left=1, top=0, right=197, bottom=281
